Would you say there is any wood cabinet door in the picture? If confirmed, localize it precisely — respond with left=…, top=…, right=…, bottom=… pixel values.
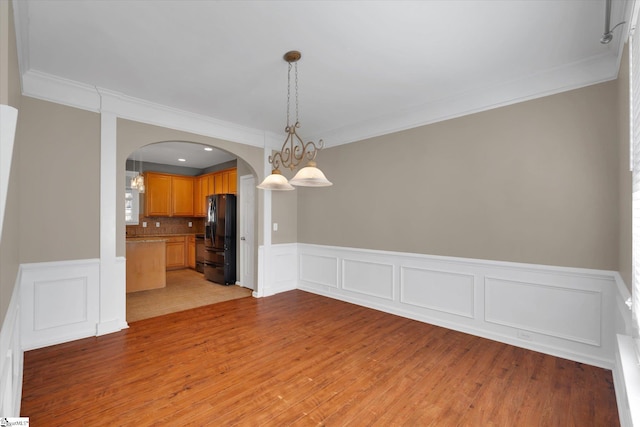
left=214, top=172, right=223, bottom=194
left=228, top=169, right=237, bottom=194
left=206, top=174, right=215, bottom=196
left=188, top=236, right=196, bottom=269
left=171, top=176, right=194, bottom=216
left=145, top=172, right=171, bottom=216
left=193, top=176, right=207, bottom=217
left=166, top=238, right=186, bottom=270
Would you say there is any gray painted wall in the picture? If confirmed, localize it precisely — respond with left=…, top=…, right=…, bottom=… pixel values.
left=298, top=80, right=623, bottom=272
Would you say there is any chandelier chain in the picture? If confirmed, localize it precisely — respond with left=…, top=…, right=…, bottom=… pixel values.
left=286, top=62, right=292, bottom=127
left=295, top=62, right=299, bottom=123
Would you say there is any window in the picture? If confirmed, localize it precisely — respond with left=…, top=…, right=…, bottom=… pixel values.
left=125, top=171, right=140, bottom=225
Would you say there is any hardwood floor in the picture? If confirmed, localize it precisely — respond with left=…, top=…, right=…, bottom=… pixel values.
left=22, top=290, right=619, bottom=426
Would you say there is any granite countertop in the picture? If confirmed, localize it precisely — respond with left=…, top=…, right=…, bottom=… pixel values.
left=126, top=237, right=168, bottom=243
left=126, top=233, right=199, bottom=240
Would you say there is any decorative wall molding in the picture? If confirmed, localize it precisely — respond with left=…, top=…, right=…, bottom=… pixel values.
left=0, top=269, right=22, bottom=417
left=20, top=259, right=100, bottom=351
left=296, top=243, right=624, bottom=369
left=21, top=70, right=269, bottom=148
left=259, top=244, right=298, bottom=297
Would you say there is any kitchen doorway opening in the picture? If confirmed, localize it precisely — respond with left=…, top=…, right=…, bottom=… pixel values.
left=124, top=141, right=258, bottom=323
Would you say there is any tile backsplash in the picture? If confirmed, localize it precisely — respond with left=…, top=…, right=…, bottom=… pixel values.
left=126, top=215, right=205, bottom=236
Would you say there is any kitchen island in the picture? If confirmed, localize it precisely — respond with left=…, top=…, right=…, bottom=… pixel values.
left=126, top=238, right=167, bottom=293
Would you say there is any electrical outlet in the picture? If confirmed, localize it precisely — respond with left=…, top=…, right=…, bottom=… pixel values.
left=273, top=223, right=278, bottom=231
left=188, top=222, right=193, bottom=227
left=142, top=222, right=147, bottom=228
left=156, top=222, right=160, bottom=228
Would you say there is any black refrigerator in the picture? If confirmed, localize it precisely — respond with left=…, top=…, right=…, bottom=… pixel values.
left=204, top=194, right=236, bottom=285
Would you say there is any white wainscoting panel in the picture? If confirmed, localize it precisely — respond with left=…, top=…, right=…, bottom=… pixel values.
left=21, top=259, right=100, bottom=350
left=299, top=253, right=339, bottom=288
left=485, top=277, right=602, bottom=346
left=297, top=244, right=622, bottom=369
left=260, top=244, right=298, bottom=297
left=401, top=267, right=475, bottom=318
left=342, top=259, right=394, bottom=300
left=0, top=270, right=23, bottom=417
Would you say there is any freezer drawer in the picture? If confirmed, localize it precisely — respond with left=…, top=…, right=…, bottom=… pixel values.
left=204, top=263, right=225, bottom=284
left=204, top=248, right=225, bottom=265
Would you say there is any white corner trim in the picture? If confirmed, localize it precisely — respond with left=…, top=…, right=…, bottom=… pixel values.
left=0, top=104, right=18, bottom=240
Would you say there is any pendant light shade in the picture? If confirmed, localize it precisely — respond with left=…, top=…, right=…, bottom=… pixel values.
left=257, top=169, right=295, bottom=191
left=289, top=161, right=332, bottom=187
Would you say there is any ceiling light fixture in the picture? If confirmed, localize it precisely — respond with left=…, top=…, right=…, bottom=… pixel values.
left=130, top=154, right=145, bottom=193
left=257, top=50, right=332, bottom=191
left=600, top=0, right=625, bottom=44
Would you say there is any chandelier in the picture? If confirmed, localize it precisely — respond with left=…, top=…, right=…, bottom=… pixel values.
left=130, top=154, right=145, bottom=193
left=257, top=51, right=332, bottom=191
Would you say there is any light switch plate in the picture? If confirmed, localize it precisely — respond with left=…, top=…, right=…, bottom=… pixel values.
left=142, top=222, right=147, bottom=228
left=156, top=222, right=160, bottom=227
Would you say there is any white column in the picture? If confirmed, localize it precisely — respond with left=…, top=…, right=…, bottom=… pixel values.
left=97, top=109, right=127, bottom=334
left=256, top=137, right=272, bottom=297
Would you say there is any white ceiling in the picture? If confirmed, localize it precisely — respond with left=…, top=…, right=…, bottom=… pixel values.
left=12, top=0, right=633, bottom=166
left=133, top=141, right=236, bottom=169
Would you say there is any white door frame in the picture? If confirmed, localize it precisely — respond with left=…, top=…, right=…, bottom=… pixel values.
left=239, top=174, right=256, bottom=291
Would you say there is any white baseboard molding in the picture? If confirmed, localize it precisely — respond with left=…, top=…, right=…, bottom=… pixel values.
left=0, top=268, right=23, bottom=417
left=296, top=243, right=624, bottom=369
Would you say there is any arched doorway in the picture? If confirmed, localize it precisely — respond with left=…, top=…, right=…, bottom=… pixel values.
left=121, top=139, right=261, bottom=322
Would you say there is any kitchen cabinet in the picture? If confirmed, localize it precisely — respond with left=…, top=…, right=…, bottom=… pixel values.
left=171, top=175, right=194, bottom=216
left=126, top=239, right=166, bottom=292
left=145, top=169, right=236, bottom=218
left=144, top=172, right=172, bottom=216
left=165, top=236, right=187, bottom=270
left=144, top=172, right=195, bottom=217
left=193, top=169, right=237, bottom=216
left=188, top=235, right=196, bottom=269
left=193, top=176, right=206, bottom=217
left=227, top=169, right=237, bottom=193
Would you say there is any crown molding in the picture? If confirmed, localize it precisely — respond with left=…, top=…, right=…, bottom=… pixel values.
left=21, top=70, right=268, bottom=148
left=311, top=51, right=622, bottom=148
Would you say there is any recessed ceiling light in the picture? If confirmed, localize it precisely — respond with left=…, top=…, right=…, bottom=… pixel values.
left=204, top=147, right=213, bottom=151
left=178, top=158, right=186, bottom=162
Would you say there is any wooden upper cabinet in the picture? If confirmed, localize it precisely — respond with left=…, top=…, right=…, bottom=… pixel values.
left=144, top=172, right=172, bottom=216
left=227, top=169, right=237, bottom=194
left=193, top=176, right=207, bottom=217
left=171, top=175, right=194, bottom=216
left=144, top=172, right=195, bottom=217
left=145, top=168, right=236, bottom=217
left=214, top=173, right=224, bottom=195
left=206, top=174, right=215, bottom=196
